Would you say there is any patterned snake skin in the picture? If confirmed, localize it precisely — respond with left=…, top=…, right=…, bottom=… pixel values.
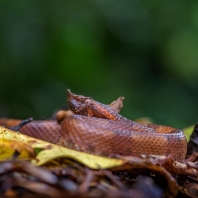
left=0, top=90, right=187, bottom=162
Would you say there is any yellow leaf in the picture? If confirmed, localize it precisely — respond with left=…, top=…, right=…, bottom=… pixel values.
left=0, top=126, right=125, bottom=169
left=183, top=125, right=194, bottom=142
left=0, top=139, right=35, bottom=160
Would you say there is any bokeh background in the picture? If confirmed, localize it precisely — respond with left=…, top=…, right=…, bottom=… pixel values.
left=0, top=0, right=198, bottom=128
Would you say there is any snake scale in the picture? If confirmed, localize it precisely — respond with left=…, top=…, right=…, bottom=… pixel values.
left=0, top=90, right=187, bottom=162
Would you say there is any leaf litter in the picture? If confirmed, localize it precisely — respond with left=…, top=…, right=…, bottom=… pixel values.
left=0, top=96, right=198, bottom=197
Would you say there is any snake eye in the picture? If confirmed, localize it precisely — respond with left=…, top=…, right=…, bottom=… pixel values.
left=85, top=99, right=92, bottom=106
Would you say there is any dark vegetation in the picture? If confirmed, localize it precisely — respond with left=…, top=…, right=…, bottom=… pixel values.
left=0, top=1, right=198, bottom=128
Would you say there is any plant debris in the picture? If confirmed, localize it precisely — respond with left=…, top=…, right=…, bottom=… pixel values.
left=0, top=94, right=198, bottom=198
left=0, top=125, right=197, bottom=197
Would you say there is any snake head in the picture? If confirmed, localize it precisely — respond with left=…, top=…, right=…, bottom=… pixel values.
left=67, top=89, right=119, bottom=120
left=67, top=89, right=93, bottom=115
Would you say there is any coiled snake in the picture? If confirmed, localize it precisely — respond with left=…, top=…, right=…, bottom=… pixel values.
left=0, top=90, right=187, bottom=162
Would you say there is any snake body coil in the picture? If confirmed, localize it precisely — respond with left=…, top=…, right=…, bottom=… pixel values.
left=0, top=90, right=187, bottom=162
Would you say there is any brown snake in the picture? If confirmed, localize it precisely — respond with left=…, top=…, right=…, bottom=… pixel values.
left=0, top=90, right=187, bottom=162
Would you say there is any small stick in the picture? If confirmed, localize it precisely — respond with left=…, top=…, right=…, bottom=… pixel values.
left=9, top=118, right=33, bottom=132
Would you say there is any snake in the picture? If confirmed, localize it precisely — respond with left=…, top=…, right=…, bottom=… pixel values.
left=0, top=90, right=187, bottom=162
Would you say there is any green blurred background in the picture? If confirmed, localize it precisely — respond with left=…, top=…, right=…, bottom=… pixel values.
left=0, top=0, right=198, bottom=128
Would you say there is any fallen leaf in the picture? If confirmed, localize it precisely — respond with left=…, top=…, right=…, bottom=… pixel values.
left=183, top=125, right=194, bottom=142
left=0, top=126, right=125, bottom=169
left=0, top=139, right=35, bottom=160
